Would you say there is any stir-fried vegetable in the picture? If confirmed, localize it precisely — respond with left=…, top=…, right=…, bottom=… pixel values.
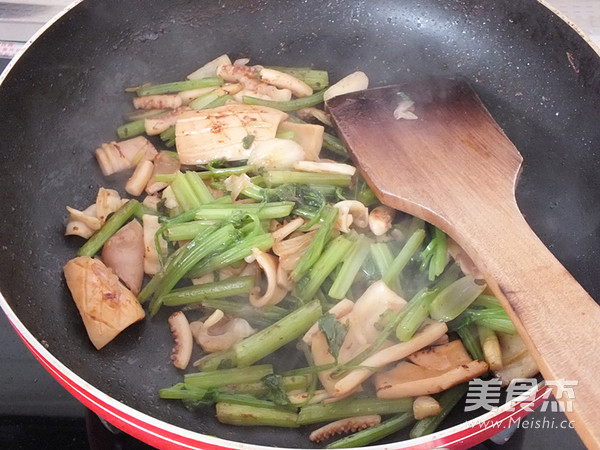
left=62, top=54, right=537, bottom=447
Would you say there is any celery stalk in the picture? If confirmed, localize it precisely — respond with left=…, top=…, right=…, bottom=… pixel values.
left=291, top=206, right=338, bottom=282
left=159, top=276, right=255, bottom=307
left=77, top=200, right=140, bottom=257
left=263, top=170, right=351, bottom=187
left=136, top=78, right=223, bottom=96
left=216, top=402, right=299, bottom=427
left=117, top=119, right=145, bottom=139
left=297, top=397, right=413, bottom=425
left=328, top=235, right=372, bottom=299
left=295, top=235, right=354, bottom=302
left=243, top=90, right=325, bottom=111
left=327, top=413, right=415, bottom=448
left=233, top=301, right=322, bottom=368
left=382, top=228, right=426, bottom=286
left=184, top=364, right=273, bottom=389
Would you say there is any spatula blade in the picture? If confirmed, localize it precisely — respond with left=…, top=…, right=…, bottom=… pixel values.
left=326, top=77, right=523, bottom=228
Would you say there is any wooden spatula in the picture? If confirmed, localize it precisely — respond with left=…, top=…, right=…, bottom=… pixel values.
left=327, top=77, right=600, bottom=448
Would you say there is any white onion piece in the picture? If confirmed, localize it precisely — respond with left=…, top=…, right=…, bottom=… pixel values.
left=187, top=54, right=232, bottom=80
left=247, top=138, right=305, bottom=169
left=323, top=71, right=369, bottom=102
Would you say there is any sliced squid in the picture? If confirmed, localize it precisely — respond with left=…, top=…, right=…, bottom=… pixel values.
left=95, top=136, right=157, bottom=176
left=63, top=256, right=145, bottom=350
left=101, top=220, right=145, bottom=295
left=175, top=104, right=288, bottom=165
left=190, top=310, right=255, bottom=353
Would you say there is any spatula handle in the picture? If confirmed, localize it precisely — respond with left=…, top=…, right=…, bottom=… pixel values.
left=450, top=198, right=600, bottom=448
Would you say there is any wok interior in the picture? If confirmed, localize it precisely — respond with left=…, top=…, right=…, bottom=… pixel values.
left=0, top=0, right=599, bottom=447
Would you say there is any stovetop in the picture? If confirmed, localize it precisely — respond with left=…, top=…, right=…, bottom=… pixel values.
left=0, top=1, right=599, bottom=449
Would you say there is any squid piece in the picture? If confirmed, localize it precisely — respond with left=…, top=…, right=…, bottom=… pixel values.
left=175, top=104, right=288, bottom=165
left=333, top=200, right=369, bottom=233
left=96, top=188, right=126, bottom=223
left=374, top=359, right=489, bottom=399
left=272, top=230, right=317, bottom=272
left=374, top=339, right=488, bottom=399
left=334, top=320, right=449, bottom=397
left=189, top=310, right=255, bottom=353
left=217, top=63, right=260, bottom=82
left=336, top=280, right=407, bottom=364
left=101, top=220, right=145, bottom=295
left=248, top=248, right=288, bottom=307
left=494, top=332, right=539, bottom=386
left=259, top=67, right=313, bottom=98
left=125, top=160, right=154, bottom=197
left=145, top=151, right=181, bottom=195
left=65, top=204, right=101, bottom=239
left=95, top=136, right=157, bottom=176
left=144, top=106, right=190, bottom=136
left=270, top=217, right=305, bottom=241
left=233, top=77, right=292, bottom=103
left=296, top=107, right=332, bottom=127
left=168, top=311, right=194, bottom=370
left=309, top=415, right=382, bottom=443
left=65, top=188, right=126, bottom=239
left=142, top=214, right=165, bottom=275
left=133, top=94, right=182, bottom=110
left=368, top=205, right=396, bottom=236
left=63, top=256, right=145, bottom=350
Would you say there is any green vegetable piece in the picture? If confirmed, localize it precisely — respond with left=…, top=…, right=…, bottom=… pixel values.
left=216, top=402, right=299, bottom=427
left=136, top=78, right=223, bottom=96
left=77, top=200, right=140, bottom=257
left=318, top=313, right=348, bottom=360
left=233, top=300, right=322, bottom=368
left=327, top=412, right=415, bottom=449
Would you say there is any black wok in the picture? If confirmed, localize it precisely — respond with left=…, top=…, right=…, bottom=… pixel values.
left=0, top=0, right=599, bottom=448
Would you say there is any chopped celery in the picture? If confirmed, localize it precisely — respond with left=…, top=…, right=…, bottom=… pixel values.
left=117, top=119, right=145, bottom=139
left=328, top=234, right=372, bottom=299
left=265, top=66, right=329, bottom=90
left=159, top=276, right=255, bottom=307
left=216, top=402, right=299, bottom=427
left=291, top=206, right=338, bottom=282
left=382, top=228, right=426, bottom=287
left=295, top=235, right=354, bottom=302
left=327, top=413, right=415, bottom=448
left=243, top=90, right=325, bottom=111
left=77, top=200, right=140, bottom=257
left=263, top=170, right=351, bottom=187
left=184, top=364, right=273, bottom=389
left=233, top=300, right=322, bottom=368
left=136, top=78, right=223, bottom=96
left=298, top=397, right=413, bottom=425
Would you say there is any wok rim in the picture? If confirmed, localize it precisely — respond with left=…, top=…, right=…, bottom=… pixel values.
left=0, top=0, right=593, bottom=448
